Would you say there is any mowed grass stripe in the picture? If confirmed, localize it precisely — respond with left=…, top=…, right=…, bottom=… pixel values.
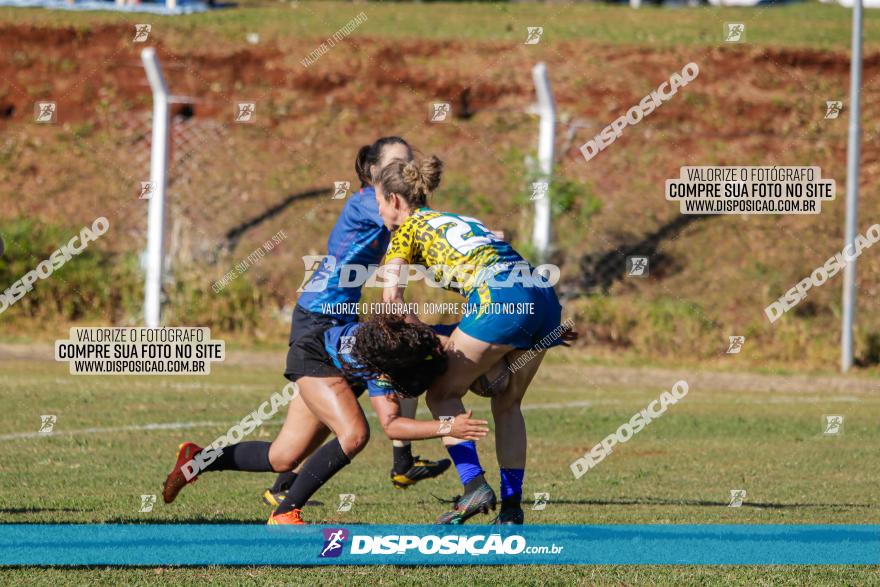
left=0, top=3, right=878, bottom=50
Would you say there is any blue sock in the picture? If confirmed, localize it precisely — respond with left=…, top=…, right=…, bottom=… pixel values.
left=499, top=468, right=525, bottom=500
left=446, top=441, right=483, bottom=486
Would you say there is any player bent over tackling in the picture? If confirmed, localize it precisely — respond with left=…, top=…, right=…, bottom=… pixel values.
left=374, top=155, right=575, bottom=525
left=162, top=315, right=490, bottom=525
left=262, top=136, right=448, bottom=507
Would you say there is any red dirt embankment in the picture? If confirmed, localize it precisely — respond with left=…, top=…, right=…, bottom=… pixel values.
left=1, top=24, right=878, bottom=367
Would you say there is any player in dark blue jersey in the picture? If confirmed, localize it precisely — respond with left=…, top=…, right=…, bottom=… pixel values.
left=271, top=138, right=450, bottom=505
left=162, top=315, right=489, bottom=525
left=161, top=139, right=450, bottom=515
left=295, top=183, right=389, bottom=320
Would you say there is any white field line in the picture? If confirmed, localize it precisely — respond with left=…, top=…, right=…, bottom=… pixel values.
left=741, top=395, right=863, bottom=404
left=16, top=378, right=269, bottom=393
left=0, top=395, right=868, bottom=443
left=0, top=400, right=600, bottom=443
left=0, top=421, right=231, bottom=442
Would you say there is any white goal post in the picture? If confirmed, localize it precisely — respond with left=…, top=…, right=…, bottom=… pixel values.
left=531, top=62, right=556, bottom=266
left=141, top=48, right=169, bottom=328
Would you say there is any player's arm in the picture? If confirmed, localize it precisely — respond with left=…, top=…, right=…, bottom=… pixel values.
left=380, top=223, right=423, bottom=322
left=370, top=393, right=488, bottom=441
left=379, top=258, right=423, bottom=325
left=380, top=257, right=408, bottom=305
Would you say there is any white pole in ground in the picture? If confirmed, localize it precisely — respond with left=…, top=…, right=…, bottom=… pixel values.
left=141, top=48, right=170, bottom=329
left=841, top=0, right=863, bottom=373
left=531, top=62, right=556, bottom=266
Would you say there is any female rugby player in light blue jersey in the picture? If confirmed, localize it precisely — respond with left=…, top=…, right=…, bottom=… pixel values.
left=376, top=155, right=575, bottom=525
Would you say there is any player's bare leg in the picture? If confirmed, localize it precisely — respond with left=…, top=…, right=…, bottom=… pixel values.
left=263, top=391, right=331, bottom=506
left=426, top=328, right=513, bottom=524
left=490, top=349, right=545, bottom=525
left=268, top=376, right=369, bottom=524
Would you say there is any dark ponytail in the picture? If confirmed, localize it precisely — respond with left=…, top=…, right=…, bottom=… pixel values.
left=354, top=136, right=412, bottom=188
left=354, top=145, right=373, bottom=189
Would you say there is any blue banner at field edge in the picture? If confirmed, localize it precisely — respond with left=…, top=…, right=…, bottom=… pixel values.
left=0, top=524, right=877, bottom=566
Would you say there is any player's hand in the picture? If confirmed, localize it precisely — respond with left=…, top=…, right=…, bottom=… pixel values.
left=449, top=410, right=489, bottom=441
left=490, top=229, right=505, bottom=240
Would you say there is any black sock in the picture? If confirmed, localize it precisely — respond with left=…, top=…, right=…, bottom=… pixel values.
left=392, top=444, right=414, bottom=474
left=203, top=441, right=273, bottom=472
left=464, top=473, right=487, bottom=494
left=501, top=493, right=522, bottom=510
left=275, top=439, right=351, bottom=515
left=270, top=471, right=298, bottom=493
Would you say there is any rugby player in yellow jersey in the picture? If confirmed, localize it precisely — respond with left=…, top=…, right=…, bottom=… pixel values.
left=373, top=156, right=574, bottom=525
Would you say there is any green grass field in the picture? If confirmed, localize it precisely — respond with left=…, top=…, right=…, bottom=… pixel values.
left=1, top=1, right=879, bottom=50
left=1, top=350, right=878, bottom=584
left=2, top=0, right=880, bottom=584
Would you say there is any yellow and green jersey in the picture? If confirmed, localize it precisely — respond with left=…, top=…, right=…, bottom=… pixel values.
left=384, top=208, right=524, bottom=297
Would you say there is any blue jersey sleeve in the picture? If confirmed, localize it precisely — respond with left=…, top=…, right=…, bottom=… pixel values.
left=326, top=323, right=398, bottom=397
left=367, top=378, right=396, bottom=397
